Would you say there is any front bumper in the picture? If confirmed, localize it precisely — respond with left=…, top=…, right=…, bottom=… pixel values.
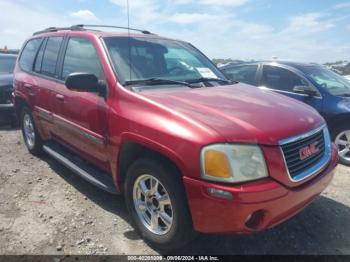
left=183, top=144, right=338, bottom=234
left=0, top=88, right=14, bottom=112
left=0, top=103, right=14, bottom=119
left=0, top=103, right=14, bottom=111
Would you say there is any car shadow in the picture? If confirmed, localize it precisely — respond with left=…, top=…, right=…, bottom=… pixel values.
left=42, top=154, right=130, bottom=221
left=42, top=155, right=350, bottom=255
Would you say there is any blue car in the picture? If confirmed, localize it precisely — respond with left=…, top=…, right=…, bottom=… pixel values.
left=220, top=61, right=350, bottom=165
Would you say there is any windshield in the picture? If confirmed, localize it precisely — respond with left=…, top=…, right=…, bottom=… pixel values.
left=302, top=66, right=350, bottom=96
left=0, top=56, right=17, bottom=74
left=103, top=37, right=226, bottom=87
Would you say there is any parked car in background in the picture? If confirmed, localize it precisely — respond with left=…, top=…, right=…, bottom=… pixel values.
left=14, top=26, right=338, bottom=251
left=0, top=54, right=17, bottom=119
left=220, top=61, right=350, bottom=165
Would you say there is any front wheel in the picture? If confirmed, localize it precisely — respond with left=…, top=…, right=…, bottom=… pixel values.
left=332, top=125, right=350, bottom=166
left=21, top=106, right=43, bottom=155
left=124, top=158, right=195, bottom=251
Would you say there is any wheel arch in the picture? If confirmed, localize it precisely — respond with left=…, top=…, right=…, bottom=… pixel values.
left=116, top=134, right=187, bottom=192
left=14, top=95, right=30, bottom=118
left=327, top=113, right=350, bottom=138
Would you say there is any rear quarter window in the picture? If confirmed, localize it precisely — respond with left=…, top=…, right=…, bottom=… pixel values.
left=19, top=38, right=43, bottom=72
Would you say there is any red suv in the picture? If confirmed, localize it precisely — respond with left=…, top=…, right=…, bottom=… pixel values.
left=13, top=25, right=338, bottom=251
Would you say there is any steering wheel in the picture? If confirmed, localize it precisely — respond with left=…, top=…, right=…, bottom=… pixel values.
left=320, top=83, right=328, bottom=89
left=167, top=66, right=186, bottom=76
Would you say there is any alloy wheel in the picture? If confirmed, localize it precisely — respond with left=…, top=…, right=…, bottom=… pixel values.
left=133, top=174, right=173, bottom=235
left=23, top=113, right=35, bottom=149
left=335, top=130, right=350, bottom=163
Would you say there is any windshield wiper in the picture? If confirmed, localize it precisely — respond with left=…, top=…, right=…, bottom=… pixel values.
left=124, top=78, right=197, bottom=88
left=187, top=77, right=237, bottom=84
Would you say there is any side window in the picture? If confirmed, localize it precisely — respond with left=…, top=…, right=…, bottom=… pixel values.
left=19, top=38, right=43, bottom=72
left=223, top=65, right=258, bottom=85
left=261, top=66, right=307, bottom=92
left=62, top=38, right=103, bottom=80
left=41, top=37, right=63, bottom=77
left=34, top=39, right=46, bottom=72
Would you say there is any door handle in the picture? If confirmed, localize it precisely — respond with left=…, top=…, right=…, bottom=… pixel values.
left=24, top=83, right=33, bottom=90
left=55, top=94, right=65, bottom=102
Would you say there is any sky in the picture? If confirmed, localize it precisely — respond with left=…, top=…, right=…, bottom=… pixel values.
left=0, top=0, right=350, bottom=63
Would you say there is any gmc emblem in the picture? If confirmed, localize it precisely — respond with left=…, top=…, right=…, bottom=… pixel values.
left=299, top=142, right=320, bottom=161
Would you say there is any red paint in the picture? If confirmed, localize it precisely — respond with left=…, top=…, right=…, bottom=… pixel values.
left=184, top=144, right=338, bottom=233
left=13, top=30, right=338, bottom=234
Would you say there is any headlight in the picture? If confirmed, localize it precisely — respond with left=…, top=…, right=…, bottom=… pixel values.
left=200, top=144, right=268, bottom=183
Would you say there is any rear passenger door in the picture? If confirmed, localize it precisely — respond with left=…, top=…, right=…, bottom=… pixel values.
left=16, top=38, right=44, bottom=109
left=32, top=36, right=64, bottom=137
left=259, top=65, right=323, bottom=112
left=51, top=36, right=110, bottom=171
left=16, top=36, right=65, bottom=139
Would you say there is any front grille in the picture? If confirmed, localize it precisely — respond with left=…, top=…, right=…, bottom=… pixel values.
left=281, top=128, right=326, bottom=180
left=0, top=86, right=12, bottom=104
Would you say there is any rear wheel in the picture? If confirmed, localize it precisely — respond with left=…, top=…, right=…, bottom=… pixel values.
left=332, top=124, right=350, bottom=165
left=21, top=106, right=43, bottom=155
left=124, top=158, right=195, bottom=251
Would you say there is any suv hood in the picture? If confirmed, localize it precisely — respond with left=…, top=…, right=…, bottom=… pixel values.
left=0, top=74, right=13, bottom=89
left=140, top=84, right=324, bottom=145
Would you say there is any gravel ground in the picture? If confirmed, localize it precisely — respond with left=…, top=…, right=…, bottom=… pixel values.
left=0, top=124, right=349, bottom=255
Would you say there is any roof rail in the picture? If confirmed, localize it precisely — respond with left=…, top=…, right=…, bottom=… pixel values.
left=73, top=24, right=152, bottom=34
left=33, top=25, right=85, bottom=36
left=33, top=24, right=152, bottom=36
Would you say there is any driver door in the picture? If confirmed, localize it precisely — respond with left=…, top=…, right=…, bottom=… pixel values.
left=259, top=65, right=323, bottom=113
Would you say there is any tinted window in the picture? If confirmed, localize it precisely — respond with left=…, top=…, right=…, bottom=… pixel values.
left=0, top=56, right=17, bottom=74
left=34, top=39, right=46, bottom=72
left=19, top=38, right=43, bottom=72
left=261, top=65, right=307, bottom=92
left=62, top=38, right=103, bottom=80
left=41, top=37, right=63, bottom=76
left=223, top=65, right=258, bottom=85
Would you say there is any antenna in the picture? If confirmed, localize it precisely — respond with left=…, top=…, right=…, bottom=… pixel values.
left=127, top=0, right=132, bottom=82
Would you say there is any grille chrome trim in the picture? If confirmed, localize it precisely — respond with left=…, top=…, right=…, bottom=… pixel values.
left=279, top=124, right=332, bottom=183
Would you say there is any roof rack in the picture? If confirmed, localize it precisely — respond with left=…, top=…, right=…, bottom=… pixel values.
left=33, top=26, right=84, bottom=35
left=75, top=25, right=152, bottom=34
left=33, top=24, right=152, bottom=36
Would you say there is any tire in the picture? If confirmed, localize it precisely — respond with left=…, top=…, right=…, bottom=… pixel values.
left=331, top=124, right=350, bottom=166
left=21, top=106, right=43, bottom=155
left=124, top=158, right=195, bottom=251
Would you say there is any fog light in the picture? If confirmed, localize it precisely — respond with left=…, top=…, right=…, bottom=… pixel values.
left=207, top=188, right=233, bottom=200
left=245, top=210, right=265, bottom=229
left=245, top=214, right=252, bottom=223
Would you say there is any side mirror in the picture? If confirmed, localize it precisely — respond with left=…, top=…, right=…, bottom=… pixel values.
left=293, top=85, right=319, bottom=97
left=65, top=73, right=107, bottom=97
left=66, top=72, right=99, bottom=93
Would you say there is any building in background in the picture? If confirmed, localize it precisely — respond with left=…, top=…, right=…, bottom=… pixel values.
left=0, top=45, right=19, bottom=55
